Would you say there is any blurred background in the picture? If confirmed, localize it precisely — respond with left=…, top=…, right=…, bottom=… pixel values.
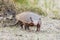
left=0, top=0, right=60, bottom=19
left=0, top=0, right=60, bottom=40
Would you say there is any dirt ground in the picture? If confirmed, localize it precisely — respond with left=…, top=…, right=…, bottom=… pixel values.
left=0, top=17, right=60, bottom=40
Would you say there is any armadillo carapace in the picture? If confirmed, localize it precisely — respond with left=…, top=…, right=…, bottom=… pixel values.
left=16, top=12, right=41, bottom=31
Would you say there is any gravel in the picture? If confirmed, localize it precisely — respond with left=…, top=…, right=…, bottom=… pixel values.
left=0, top=17, right=60, bottom=40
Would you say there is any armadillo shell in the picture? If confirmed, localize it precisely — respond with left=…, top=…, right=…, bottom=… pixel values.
left=16, top=12, right=41, bottom=25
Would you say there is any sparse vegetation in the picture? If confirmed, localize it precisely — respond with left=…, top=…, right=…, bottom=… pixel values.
left=0, top=0, right=60, bottom=40
left=13, top=0, right=60, bottom=19
left=0, top=0, right=60, bottom=20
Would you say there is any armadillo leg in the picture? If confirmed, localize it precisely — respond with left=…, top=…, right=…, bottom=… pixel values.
left=36, top=23, right=41, bottom=31
left=25, top=23, right=30, bottom=30
left=18, top=21, right=23, bottom=29
left=25, top=23, right=27, bottom=30
left=27, top=25, right=30, bottom=30
left=20, top=24, right=23, bottom=29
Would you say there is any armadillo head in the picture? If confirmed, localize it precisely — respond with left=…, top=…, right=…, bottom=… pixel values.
left=30, top=17, right=41, bottom=26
